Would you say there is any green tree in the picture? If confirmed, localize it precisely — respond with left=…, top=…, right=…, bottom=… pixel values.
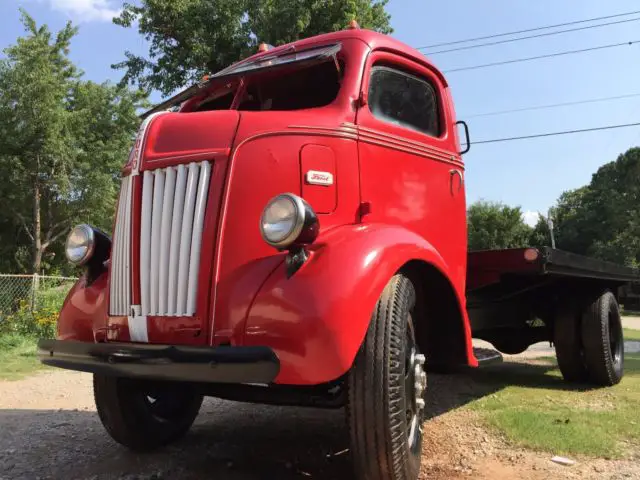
left=528, top=214, right=552, bottom=249
left=467, top=200, right=533, bottom=251
left=552, top=148, right=640, bottom=267
left=0, top=10, right=145, bottom=273
left=113, top=0, right=392, bottom=95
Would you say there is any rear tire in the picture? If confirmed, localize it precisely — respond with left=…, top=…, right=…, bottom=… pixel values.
left=554, top=307, right=588, bottom=383
left=581, top=291, right=624, bottom=386
left=347, top=274, right=426, bottom=480
left=93, top=375, right=203, bottom=451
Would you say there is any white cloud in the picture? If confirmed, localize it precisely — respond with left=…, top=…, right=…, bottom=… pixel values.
left=522, top=210, right=541, bottom=228
left=45, top=0, right=120, bottom=22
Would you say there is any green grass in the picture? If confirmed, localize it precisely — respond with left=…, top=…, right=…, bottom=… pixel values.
left=623, top=328, right=640, bottom=341
left=0, top=334, right=47, bottom=381
left=469, top=353, right=640, bottom=459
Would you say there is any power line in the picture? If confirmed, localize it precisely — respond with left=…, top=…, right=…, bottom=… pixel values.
left=426, top=17, right=640, bottom=55
left=417, top=10, right=640, bottom=50
left=465, top=93, right=640, bottom=118
left=444, top=39, right=640, bottom=73
left=473, top=122, right=640, bottom=145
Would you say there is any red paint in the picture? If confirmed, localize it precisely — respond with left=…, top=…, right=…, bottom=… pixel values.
left=55, top=28, right=478, bottom=383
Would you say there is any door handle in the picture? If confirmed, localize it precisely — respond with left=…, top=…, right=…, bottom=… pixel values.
left=450, top=169, right=464, bottom=194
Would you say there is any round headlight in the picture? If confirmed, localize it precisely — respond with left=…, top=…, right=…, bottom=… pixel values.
left=260, top=193, right=319, bottom=249
left=65, top=224, right=95, bottom=265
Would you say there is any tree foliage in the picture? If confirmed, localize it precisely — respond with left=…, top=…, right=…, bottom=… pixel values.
left=0, top=10, right=145, bottom=273
left=554, top=148, right=640, bottom=267
left=467, top=201, right=533, bottom=251
left=113, top=0, right=392, bottom=95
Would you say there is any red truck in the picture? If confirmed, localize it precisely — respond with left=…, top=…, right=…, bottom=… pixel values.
left=39, top=24, right=639, bottom=480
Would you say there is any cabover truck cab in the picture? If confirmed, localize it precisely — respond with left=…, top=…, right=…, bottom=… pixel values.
left=39, top=25, right=639, bottom=480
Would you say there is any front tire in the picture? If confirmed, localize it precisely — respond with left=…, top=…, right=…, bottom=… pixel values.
left=93, top=375, right=203, bottom=451
left=347, top=274, right=426, bottom=480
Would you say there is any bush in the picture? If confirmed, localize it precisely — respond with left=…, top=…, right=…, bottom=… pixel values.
left=0, top=286, right=68, bottom=339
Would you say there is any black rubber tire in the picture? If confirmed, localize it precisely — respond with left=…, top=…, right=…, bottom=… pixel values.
left=347, top=274, right=423, bottom=480
left=581, top=291, right=624, bottom=386
left=93, top=375, right=203, bottom=451
left=554, top=307, right=588, bottom=383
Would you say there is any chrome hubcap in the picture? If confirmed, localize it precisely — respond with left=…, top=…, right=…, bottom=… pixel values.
left=414, top=353, right=427, bottom=409
left=405, top=316, right=427, bottom=449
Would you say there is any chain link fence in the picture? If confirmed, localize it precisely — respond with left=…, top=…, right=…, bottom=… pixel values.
left=0, top=274, right=77, bottom=337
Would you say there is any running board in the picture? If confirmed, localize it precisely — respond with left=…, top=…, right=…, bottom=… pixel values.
left=473, top=347, right=503, bottom=366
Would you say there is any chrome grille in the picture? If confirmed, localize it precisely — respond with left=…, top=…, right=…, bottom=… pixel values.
left=140, top=161, right=212, bottom=316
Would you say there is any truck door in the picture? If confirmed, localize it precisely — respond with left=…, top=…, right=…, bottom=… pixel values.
left=355, top=51, right=467, bottom=290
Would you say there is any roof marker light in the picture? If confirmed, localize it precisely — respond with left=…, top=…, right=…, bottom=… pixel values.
left=347, top=20, right=360, bottom=30
left=258, top=43, right=271, bottom=52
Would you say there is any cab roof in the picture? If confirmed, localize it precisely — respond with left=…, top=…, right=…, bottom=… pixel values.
left=239, top=28, right=445, bottom=85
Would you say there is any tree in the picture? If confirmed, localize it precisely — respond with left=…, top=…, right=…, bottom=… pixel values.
left=467, top=200, right=533, bottom=251
left=113, top=0, right=392, bottom=95
left=528, top=214, right=552, bottom=250
left=551, top=148, right=640, bottom=267
left=0, top=10, right=145, bottom=273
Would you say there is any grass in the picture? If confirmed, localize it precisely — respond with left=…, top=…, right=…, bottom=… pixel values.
left=623, top=328, right=640, bottom=341
left=0, top=334, right=47, bottom=381
left=470, top=353, right=640, bottom=459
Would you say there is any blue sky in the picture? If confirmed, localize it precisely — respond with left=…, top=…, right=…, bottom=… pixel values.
left=2, top=0, right=640, bottom=225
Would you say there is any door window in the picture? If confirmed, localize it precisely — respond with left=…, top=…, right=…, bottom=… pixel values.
left=368, top=65, right=440, bottom=137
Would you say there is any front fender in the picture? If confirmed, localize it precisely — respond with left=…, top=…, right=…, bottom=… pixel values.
left=244, top=223, right=471, bottom=385
left=57, top=271, right=109, bottom=342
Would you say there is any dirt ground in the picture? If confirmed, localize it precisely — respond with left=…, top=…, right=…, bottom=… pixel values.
left=1, top=321, right=640, bottom=480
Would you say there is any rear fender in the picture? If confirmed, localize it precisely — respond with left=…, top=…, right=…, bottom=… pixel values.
left=244, top=223, right=474, bottom=385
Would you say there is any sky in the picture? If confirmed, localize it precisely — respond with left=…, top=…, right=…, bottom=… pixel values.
left=2, top=0, right=640, bottom=226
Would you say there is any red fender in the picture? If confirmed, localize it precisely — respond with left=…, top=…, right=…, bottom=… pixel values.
left=57, top=272, right=109, bottom=342
left=244, top=223, right=475, bottom=385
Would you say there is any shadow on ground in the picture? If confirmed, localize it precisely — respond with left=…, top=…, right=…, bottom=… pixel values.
left=0, top=359, right=584, bottom=480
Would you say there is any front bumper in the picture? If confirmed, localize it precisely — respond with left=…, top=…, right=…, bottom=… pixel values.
left=37, top=339, right=279, bottom=384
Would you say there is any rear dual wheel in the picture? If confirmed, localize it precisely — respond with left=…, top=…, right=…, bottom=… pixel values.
left=554, top=290, right=624, bottom=386
left=347, top=274, right=427, bottom=480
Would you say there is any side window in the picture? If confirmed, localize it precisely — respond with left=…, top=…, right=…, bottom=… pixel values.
left=368, top=65, right=440, bottom=137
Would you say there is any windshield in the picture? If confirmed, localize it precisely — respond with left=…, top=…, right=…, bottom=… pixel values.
left=141, top=43, right=342, bottom=118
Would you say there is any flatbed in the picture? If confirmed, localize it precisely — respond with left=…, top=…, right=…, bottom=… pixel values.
left=467, top=247, right=639, bottom=358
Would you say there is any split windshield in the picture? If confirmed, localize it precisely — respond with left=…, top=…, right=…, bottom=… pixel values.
left=194, top=43, right=343, bottom=113
left=140, top=43, right=344, bottom=118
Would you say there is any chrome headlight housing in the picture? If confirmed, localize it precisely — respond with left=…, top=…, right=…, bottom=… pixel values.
left=65, top=224, right=95, bottom=265
left=260, top=193, right=319, bottom=250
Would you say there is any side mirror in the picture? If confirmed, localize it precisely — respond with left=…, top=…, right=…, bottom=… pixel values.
left=456, top=120, right=470, bottom=154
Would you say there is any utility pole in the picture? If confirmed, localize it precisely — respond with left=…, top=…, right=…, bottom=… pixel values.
left=547, top=209, right=556, bottom=249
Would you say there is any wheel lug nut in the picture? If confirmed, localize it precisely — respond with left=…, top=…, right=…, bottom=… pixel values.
left=415, top=354, right=426, bottom=365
